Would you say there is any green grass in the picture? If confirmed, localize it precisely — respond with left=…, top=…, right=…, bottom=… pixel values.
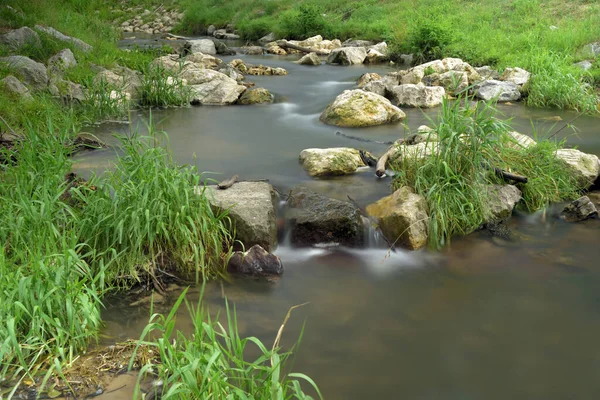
left=138, top=64, right=192, bottom=108
left=393, top=97, right=582, bottom=248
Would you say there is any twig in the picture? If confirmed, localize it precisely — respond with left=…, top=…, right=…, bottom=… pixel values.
left=548, top=113, right=582, bottom=139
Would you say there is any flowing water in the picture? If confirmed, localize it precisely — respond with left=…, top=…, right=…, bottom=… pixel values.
left=76, top=43, right=600, bottom=399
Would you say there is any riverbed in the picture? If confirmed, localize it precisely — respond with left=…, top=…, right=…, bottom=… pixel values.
left=75, top=44, right=600, bottom=400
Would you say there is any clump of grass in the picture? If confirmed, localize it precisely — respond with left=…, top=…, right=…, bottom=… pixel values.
left=131, top=288, right=322, bottom=399
left=138, top=64, right=191, bottom=108
left=81, top=77, right=130, bottom=122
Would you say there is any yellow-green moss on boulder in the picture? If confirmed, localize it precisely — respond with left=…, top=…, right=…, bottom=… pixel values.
left=319, top=89, right=405, bottom=127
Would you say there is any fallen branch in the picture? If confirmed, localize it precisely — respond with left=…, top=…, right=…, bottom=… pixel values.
left=376, top=141, right=403, bottom=177
left=275, top=40, right=329, bottom=56
left=217, top=174, right=239, bottom=189
left=493, top=167, right=528, bottom=183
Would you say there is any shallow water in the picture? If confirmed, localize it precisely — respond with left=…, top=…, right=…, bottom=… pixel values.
left=83, top=47, right=600, bottom=399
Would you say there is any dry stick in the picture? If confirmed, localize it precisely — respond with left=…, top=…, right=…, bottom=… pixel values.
left=275, top=40, right=330, bottom=55
left=217, top=174, right=239, bottom=189
left=271, top=302, right=310, bottom=366
left=375, top=144, right=402, bottom=177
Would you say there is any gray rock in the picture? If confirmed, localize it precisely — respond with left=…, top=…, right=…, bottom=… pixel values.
left=184, top=52, right=222, bottom=69
left=207, top=25, right=216, bottom=36
left=574, top=60, right=593, bottom=71
left=366, top=186, right=429, bottom=250
left=473, top=80, right=521, bottom=102
left=583, top=42, right=600, bottom=57
left=299, top=147, right=372, bottom=177
left=1, top=75, right=33, bottom=101
left=365, top=48, right=388, bottom=64
left=0, top=56, right=48, bottom=90
left=342, top=39, right=375, bottom=47
left=213, top=29, right=239, bottom=40
left=60, top=80, right=86, bottom=103
left=217, top=64, right=244, bottom=81
left=240, top=46, right=264, bottom=55
left=500, top=67, right=531, bottom=86
left=475, top=66, right=500, bottom=80
left=203, top=182, right=278, bottom=251
left=94, top=67, right=141, bottom=98
left=188, top=70, right=246, bottom=105
left=228, top=245, right=283, bottom=277
left=34, top=25, right=92, bottom=52
left=560, top=196, right=598, bottom=222
left=258, top=32, right=276, bottom=45
left=555, top=148, right=600, bottom=188
left=399, top=54, right=414, bottom=65
left=295, top=52, right=321, bottom=66
left=485, top=185, right=522, bottom=223
left=368, top=42, right=389, bottom=56
left=320, top=89, right=406, bottom=127
left=327, top=47, right=367, bottom=65
left=48, top=48, right=77, bottom=70
left=286, top=186, right=364, bottom=247
left=213, top=40, right=236, bottom=55
left=0, top=27, right=41, bottom=50
left=362, top=80, right=387, bottom=97
left=186, top=39, right=217, bottom=55
left=357, top=73, right=382, bottom=87
left=390, top=84, right=446, bottom=108
left=506, top=131, right=536, bottom=149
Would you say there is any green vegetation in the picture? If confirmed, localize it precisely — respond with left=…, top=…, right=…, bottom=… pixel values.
left=179, top=0, right=600, bottom=113
left=393, top=97, right=581, bottom=248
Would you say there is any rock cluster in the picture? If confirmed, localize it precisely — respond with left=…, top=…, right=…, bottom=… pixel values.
left=117, top=7, right=184, bottom=34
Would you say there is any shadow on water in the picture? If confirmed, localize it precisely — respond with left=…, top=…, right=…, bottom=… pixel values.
left=84, top=50, right=600, bottom=399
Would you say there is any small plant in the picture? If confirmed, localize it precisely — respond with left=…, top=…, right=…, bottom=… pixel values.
left=423, top=66, right=436, bottom=76
left=408, top=20, right=451, bottom=64
left=82, top=77, right=130, bottom=122
left=138, top=64, right=191, bottom=108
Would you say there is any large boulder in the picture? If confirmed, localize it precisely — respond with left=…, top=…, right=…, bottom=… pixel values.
left=555, top=148, right=600, bottom=188
left=390, top=84, right=446, bottom=108
left=228, top=245, right=283, bottom=277
left=327, top=47, right=367, bottom=65
left=1, top=75, right=33, bottom=101
left=485, top=185, right=522, bottom=223
left=48, top=48, right=77, bottom=70
left=295, top=52, right=321, bottom=66
left=34, top=25, right=92, bottom=52
left=237, top=87, right=274, bottom=105
left=560, top=196, right=598, bottom=222
left=0, top=27, right=41, bottom=50
left=299, top=148, right=372, bottom=177
left=320, top=89, right=405, bottom=127
left=473, top=80, right=521, bottom=102
left=202, top=182, right=278, bottom=251
left=0, top=56, right=48, bottom=90
left=186, top=39, right=217, bottom=55
left=188, top=70, right=246, bottom=105
left=286, top=187, right=364, bottom=247
left=366, top=186, right=429, bottom=250
left=500, top=67, right=531, bottom=87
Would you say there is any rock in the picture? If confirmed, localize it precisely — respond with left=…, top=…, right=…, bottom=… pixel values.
left=246, top=65, right=287, bottom=76
left=258, top=32, right=276, bottom=45
left=438, top=70, right=468, bottom=95
left=560, top=196, right=598, bottom=222
left=0, top=56, right=48, bottom=90
left=286, top=186, right=364, bottom=247
left=574, top=60, right=593, bottom=71
left=94, top=68, right=141, bottom=98
left=500, top=67, right=531, bottom=86
left=342, top=39, right=375, bottom=47
left=240, top=46, right=264, bottom=55
left=441, top=58, right=481, bottom=83
left=399, top=54, right=414, bottom=65
left=266, top=43, right=287, bottom=55
left=207, top=24, right=216, bottom=36
left=188, top=70, right=246, bottom=105
left=401, top=68, right=425, bottom=85
left=1, top=75, right=33, bottom=101
left=228, top=245, right=283, bottom=277
left=368, top=42, right=389, bottom=56
left=357, top=73, right=382, bottom=88
left=237, top=87, right=274, bottom=105
left=0, top=27, right=41, bottom=50
left=362, top=80, right=387, bottom=97
left=390, top=84, right=446, bottom=108
left=507, top=131, right=536, bottom=149
left=320, top=89, right=406, bottom=127
left=230, top=59, right=247, bottom=73
left=48, top=48, right=77, bottom=70
left=473, top=80, right=521, bottom=102
left=405, top=128, right=439, bottom=145
left=214, top=30, right=240, bottom=40
left=217, top=64, right=244, bottom=81
left=391, top=142, right=438, bottom=163
left=327, top=47, right=367, bottom=65
left=34, top=25, right=92, bottom=52
left=485, top=185, right=522, bottom=223
left=583, top=42, right=600, bottom=57
left=59, top=79, right=86, bottom=103
left=184, top=52, right=222, bottom=69
left=417, top=59, right=446, bottom=74
left=555, top=148, right=600, bottom=188
left=203, top=182, right=278, bottom=250
left=475, top=66, right=500, bottom=80
left=366, top=186, right=429, bottom=250
left=295, top=52, right=321, bottom=66
left=213, top=40, right=236, bottom=55
left=186, top=39, right=217, bottom=55
left=299, top=147, right=372, bottom=177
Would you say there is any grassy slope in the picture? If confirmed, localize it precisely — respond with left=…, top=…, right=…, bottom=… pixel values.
left=180, top=0, right=600, bottom=112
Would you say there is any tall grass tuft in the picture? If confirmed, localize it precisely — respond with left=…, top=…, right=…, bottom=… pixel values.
left=138, top=64, right=191, bottom=108
left=131, top=288, right=322, bottom=399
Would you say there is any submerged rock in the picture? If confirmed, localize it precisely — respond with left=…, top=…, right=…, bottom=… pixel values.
left=560, top=196, right=598, bottom=222
left=295, top=52, right=321, bottom=66
left=286, top=186, right=364, bottom=247
left=228, top=245, right=283, bottom=277
left=326, top=47, right=367, bottom=65
left=202, top=182, right=278, bottom=251
left=299, top=147, right=372, bottom=177
left=555, top=148, right=600, bottom=188
left=0, top=56, right=48, bottom=90
left=0, top=26, right=41, bottom=50
left=390, top=84, right=446, bottom=108
left=473, top=80, right=521, bottom=102
left=320, top=89, right=405, bottom=127
left=485, top=185, right=522, bottom=223
left=1, top=75, right=33, bottom=101
left=237, top=87, right=274, bottom=105
left=366, top=186, right=429, bottom=250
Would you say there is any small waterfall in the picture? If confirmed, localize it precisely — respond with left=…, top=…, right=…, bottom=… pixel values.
left=362, top=216, right=388, bottom=249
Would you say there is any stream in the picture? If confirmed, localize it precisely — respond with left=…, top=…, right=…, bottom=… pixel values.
left=74, top=42, right=600, bottom=399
